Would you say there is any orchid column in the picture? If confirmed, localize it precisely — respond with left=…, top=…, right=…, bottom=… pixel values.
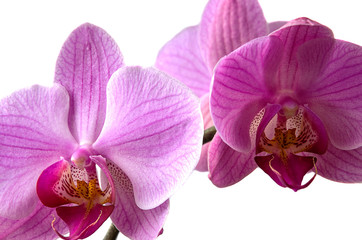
left=0, top=23, right=203, bottom=240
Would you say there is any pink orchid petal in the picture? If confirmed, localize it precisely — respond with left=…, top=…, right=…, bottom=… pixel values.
left=196, top=94, right=214, bottom=172
left=93, top=66, right=203, bottom=209
left=0, top=202, right=67, bottom=240
left=55, top=23, right=124, bottom=144
left=268, top=17, right=334, bottom=91
left=316, top=145, right=362, bottom=183
left=300, top=40, right=362, bottom=150
left=210, top=36, right=283, bottom=152
left=197, top=143, right=210, bottom=172
left=199, top=0, right=268, bottom=71
left=155, top=25, right=211, bottom=97
left=0, top=84, right=77, bottom=219
left=55, top=204, right=114, bottom=240
left=104, top=161, right=169, bottom=239
left=208, top=133, right=257, bottom=187
left=267, top=21, right=287, bottom=33
left=201, top=94, right=214, bottom=130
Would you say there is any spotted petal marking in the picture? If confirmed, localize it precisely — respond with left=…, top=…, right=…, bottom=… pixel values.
left=255, top=107, right=326, bottom=190
left=36, top=158, right=114, bottom=239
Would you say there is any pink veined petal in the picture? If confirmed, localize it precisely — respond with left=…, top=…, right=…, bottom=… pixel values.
left=200, top=94, right=214, bottom=130
left=199, top=0, right=268, bottom=71
left=300, top=40, right=362, bottom=150
left=93, top=66, right=203, bottom=210
left=197, top=143, right=210, bottom=172
left=0, top=202, right=67, bottom=240
left=210, top=36, right=283, bottom=152
left=315, top=145, right=362, bottom=183
left=55, top=23, right=124, bottom=144
left=196, top=94, right=214, bottom=172
left=0, top=84, right=77, bottom=219
left=208, top=133, right=257, bottom=187
left=155, top=25, right=211, bottom=98
left=268, top=17, right=334, bottom=91
left=267, top=21, right=287, bottom=34
left=104, top=161, right=169, bottom=240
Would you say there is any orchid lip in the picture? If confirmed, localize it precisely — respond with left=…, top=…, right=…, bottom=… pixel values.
left=255, top=106, right=326, bottom=190
left=36, top=152, right=115, bottom=239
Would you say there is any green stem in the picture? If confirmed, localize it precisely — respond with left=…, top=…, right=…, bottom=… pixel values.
left=103, top=224, right=119, bottom=240
left=203, top=126, right=216, bottom=144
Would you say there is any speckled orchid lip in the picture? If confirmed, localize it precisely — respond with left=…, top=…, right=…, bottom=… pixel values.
left=37, top=152, right=115, bottom=239
left=254, top=106, right=327, bottom=191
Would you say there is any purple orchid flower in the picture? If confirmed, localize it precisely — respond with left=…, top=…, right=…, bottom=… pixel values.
left=155, top=0, right=285, bottom=171
left=0, top=23, right=203, bottom=240
left=209, top=17, right=362, bottom=191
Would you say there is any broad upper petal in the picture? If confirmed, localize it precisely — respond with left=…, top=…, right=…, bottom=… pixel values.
left=0, top=85, right=77, bottom=219
left=210, top=36, right=283, bottom=152
left=155, top=25, right=211, bottom=98
left=267, top=21, right=287, bottom=33
left=208, top=133, right=257, bottom=187
left=105, top=161, right=169, bottom=240
left=199, top=0, right=268, bottom=71
left=316, top=145, right=362, bottom=183
left=0, top=202, right=67, bottom=240
left=268, top=17, right=334, bottom=91
left=300, top=40, right=362, bottom=150
left=55, top=23, right=124, bottom=144
left=93, top=66, right=203, bottom=209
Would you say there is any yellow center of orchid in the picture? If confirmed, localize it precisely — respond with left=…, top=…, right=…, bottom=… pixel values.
left=53, top=163, right=112, bottom=208
left=257, top=106, right=319, bottom=165
left=260, top=128, right=299, bottom=164
left=76, top=179, right=98, bottom=200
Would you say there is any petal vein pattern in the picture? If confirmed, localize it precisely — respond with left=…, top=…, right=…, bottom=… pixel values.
left=0, top=85, right=77, bottom=219
left=94, top=66, right=203, bottom=210
left=55, top=23, right=124, bottom=144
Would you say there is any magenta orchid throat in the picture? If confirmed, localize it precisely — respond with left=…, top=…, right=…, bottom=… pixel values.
left=209, top=17, right=362, bottom=190
left=0, top=23, right=203, bottom=240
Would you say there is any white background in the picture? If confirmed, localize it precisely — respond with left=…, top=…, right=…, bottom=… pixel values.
left=0, top=0, right=361, bottom=239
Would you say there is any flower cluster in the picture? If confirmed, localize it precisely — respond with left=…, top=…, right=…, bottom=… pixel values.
left=156, top=0, right=362, bottom=190
left=0, top=0, right=361, bottom=239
